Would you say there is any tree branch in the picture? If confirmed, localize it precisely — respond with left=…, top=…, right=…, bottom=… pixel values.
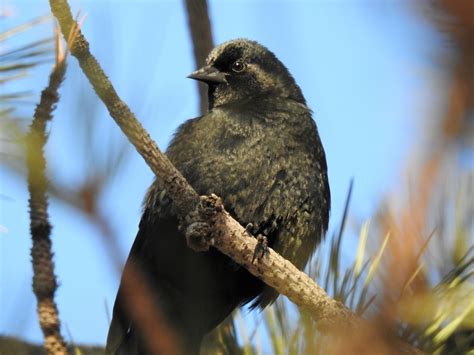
left=184, top=0, right=214, bottom=114
left=26, top=45, right=67, bottom=355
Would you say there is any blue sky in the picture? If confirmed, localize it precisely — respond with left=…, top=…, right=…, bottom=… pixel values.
left=0, top=0, right=444, bottom=346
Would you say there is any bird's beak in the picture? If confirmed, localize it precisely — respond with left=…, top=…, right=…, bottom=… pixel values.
left=187, top=65, right=227, bottom=84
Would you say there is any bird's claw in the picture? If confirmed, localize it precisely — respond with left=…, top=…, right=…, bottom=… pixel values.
left=245, top=223, right=257, bottom=236
left=200, top=193, right=224, bottom=218
left=182, top=194, right=223, bottom=252
left=185, top=222, right=214, bottom=252
left=252, top=234, right=269, bottom=263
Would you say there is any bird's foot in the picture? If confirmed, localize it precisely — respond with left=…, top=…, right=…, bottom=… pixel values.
left=252, top=234, right=269, bottom=263
left=185, top=221, right=214, bottom=252
left=245, top=223, right=257, bottom=236
left=183, top=194, right=224, bottom=252
left=244, top=223, right=269, bottom=263
left=200, top=193, right=224, bottom=219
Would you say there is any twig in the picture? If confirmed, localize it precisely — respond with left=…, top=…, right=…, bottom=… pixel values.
left=184, top=0, right=214, bottom=114
left=26, top=36, right=67, bottom=355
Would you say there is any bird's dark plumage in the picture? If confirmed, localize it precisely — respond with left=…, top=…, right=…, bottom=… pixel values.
left=106, top=39, right=330, bottom=354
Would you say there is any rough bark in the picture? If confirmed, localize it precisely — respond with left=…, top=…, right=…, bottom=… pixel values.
left=26, top=56, right=67, bottom=354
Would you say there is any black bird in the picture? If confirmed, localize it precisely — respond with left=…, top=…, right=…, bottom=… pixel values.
left=106, top=39, right=330, bottom=354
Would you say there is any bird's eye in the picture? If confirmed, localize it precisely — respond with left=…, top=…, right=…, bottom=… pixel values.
left=231, top=60, right=246, bottom=73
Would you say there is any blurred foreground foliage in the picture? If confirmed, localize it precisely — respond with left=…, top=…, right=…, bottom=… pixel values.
left=204, top=175, right=473, bottom=355
left=0, top=15, right=53, bottom=170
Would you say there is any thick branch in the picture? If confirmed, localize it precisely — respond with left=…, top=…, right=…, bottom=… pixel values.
left=49, top=1, right=423, bottom=353
left=26, top=58, right=67, bottom=354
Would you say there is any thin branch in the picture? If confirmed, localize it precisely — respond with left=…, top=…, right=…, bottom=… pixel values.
left=184, top=0, right=214, bottom=114
left=26, top=42, right=67, bottom=355
left=49, top=1, right=424, bottom=353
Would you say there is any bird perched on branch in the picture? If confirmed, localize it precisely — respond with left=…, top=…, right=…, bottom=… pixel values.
left=106, top=39, right=330, bottom=354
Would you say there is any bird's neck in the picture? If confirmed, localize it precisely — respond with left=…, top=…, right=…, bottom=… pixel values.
left=208, top=89, right=306, bottom=112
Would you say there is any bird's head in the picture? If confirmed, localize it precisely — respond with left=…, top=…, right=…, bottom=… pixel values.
left=188, top=39, right=305, bottom=110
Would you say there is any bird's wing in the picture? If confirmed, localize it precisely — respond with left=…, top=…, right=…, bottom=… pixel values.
left=246, top=112, right=330, bottom=308
left=105, top=225, right=148, bottom=354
